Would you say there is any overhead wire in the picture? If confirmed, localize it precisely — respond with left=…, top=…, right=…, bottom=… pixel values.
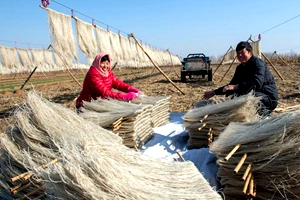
left=50, top=0, right=162, bottom=50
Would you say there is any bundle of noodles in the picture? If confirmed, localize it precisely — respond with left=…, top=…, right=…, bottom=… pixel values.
left=132, top=95, right=171, bottom=127
left=47, top=8, right=78, bottom=67
left=75, top=18, right=97, bottom=64
left=79, top=99, right=154, bottom=149
left=210, top=109, right=300, bottom=200
left=0, top=91, right=222, bottom=200
left=183, top=93, right=260, bottom=149
left=0, top=45, right=19, bottom=74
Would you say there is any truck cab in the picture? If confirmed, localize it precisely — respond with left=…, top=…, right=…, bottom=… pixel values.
left=181, top=53, right=212, bottom=82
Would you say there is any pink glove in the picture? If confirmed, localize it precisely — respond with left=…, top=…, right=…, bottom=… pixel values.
left=128, top=86, right=141, bottom=94
left=122, top=92, right=137, bottom=101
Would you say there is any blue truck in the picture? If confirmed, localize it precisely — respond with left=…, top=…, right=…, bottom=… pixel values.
left=181, top=53, right=212, bottom=82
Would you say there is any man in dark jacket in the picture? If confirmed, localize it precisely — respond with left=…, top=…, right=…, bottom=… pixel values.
left=203, top=41, right=278, bottom=116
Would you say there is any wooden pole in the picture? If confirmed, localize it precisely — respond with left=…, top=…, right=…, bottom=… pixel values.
left=213, top=46, right=233, bottom=76
left=129, top=33, right=185, bottom=95
left=220, top=56, right=237, bottom=82
left=176, top=151, right=186, bottom=162
left=167, top=49, right=179, bottom=78
left=261, top=52, right=284, bottom=80
left=274, top=51, right=289, bottom=66
left=248, top=38, right=284, bottom=81
left=49, top=45, right=83, bottom=87
left=20, top=66, right=37, bottom=90
left=111, top=62, right=118, bottom=71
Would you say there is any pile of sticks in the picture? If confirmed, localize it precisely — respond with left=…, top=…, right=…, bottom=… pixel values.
left=4, top=159, right=58, bottom=200
left=183, top=94, right=260, bottom=149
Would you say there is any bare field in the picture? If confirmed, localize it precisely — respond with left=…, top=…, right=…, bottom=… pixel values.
left=0, top=63, right=300, bottom=136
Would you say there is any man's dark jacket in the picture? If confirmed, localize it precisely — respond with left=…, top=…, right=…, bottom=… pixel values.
left=214, top=55, right=278, bottom=110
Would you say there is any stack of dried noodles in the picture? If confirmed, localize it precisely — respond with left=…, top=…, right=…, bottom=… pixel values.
left=183, top=93, right=260, bottom=149
left=79, top=98, right=153, bottom=149
left=132, top=95, right=170, bottom=127
left=210, top=109, right=300, bottom=199
left=0, top=91, right=222, bottom=200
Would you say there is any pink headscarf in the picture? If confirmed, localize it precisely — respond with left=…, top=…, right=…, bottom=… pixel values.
left=91, top=53, right=111, bottom=76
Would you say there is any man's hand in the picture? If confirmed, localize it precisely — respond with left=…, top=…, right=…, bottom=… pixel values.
left=202, top=90, right=215, bottom=100
left=222, top=84, right=238, bottom=92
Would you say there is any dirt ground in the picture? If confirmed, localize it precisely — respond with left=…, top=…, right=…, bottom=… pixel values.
left=0, top=63, right=300, bottom=137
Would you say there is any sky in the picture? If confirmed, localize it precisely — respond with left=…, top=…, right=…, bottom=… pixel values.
left=0, top=0, right=300, bottom=60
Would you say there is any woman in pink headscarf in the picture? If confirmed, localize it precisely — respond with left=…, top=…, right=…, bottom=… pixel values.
left=76, top=53, right=141, bottom=108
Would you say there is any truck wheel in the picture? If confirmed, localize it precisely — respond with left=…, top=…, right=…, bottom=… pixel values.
left=181, top=71, right=186, bottom=82
left=208, top=69, right=213, bottom=81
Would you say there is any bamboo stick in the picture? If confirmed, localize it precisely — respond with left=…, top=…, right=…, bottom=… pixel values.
left=242, top=164, right=252, bottom=180
left=243, top=172, right=252, bottom=194
left=176, top=151, right=186, bottom=162
left=249, top=175, right=254, bottom=196
left=15, top=185, right=45, bottom=200
left=9, top=180, right=30, bottom=193
left=224, top=144, right=241, bottom=161
left=10, top=158, right=58, bottom=182
left=23, top=172, right=34, bottom=181
left=234, top=153, right=247, bottom=174
left=10, top=172, right=30, bottom=182
left=11, top=179, right=42, bottom=195
left=32, top=193, right=46, bottom=200
left=198, top=123, right=206, bottom=131
left=113, top=117, right=123, bottom=126
left=200, top=114, right=209, bottom=123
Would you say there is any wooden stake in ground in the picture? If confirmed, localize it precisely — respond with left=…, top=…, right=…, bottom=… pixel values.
left=248, top=38, right=284, bottom=81
left=220, top=56, right=237, bottom=82
left=261, top=52, right=284, bottom=80
left=49, top=45, right=83, bottom=88
left=213, top=46, right=233, bottom=76
left=274, top=51, right=289, bottom=66
left=128, top=33, right=185, bottom=95
left=20, top=67, right=38, bottom=90
left=166, top=49, right=179, bottom=78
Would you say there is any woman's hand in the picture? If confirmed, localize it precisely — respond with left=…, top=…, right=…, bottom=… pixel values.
left=128, top=86, right=141, bottom=94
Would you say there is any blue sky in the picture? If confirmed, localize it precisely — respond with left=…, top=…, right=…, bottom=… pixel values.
left=0, top=0, right=300, bottom=59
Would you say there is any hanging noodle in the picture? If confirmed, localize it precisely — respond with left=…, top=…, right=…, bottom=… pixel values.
left=75, top=18, right=97, bottom=64
left=31, top=49, right=45, bottom=72
left=109, top=31, right=123, bottom=65
left=0, top=45, right=19, bottom=74
left=17, top=48, right=33, bottom=72
left=47, top=8, right=78, bottom=66
left=95, top=26, right=113, bottom=58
